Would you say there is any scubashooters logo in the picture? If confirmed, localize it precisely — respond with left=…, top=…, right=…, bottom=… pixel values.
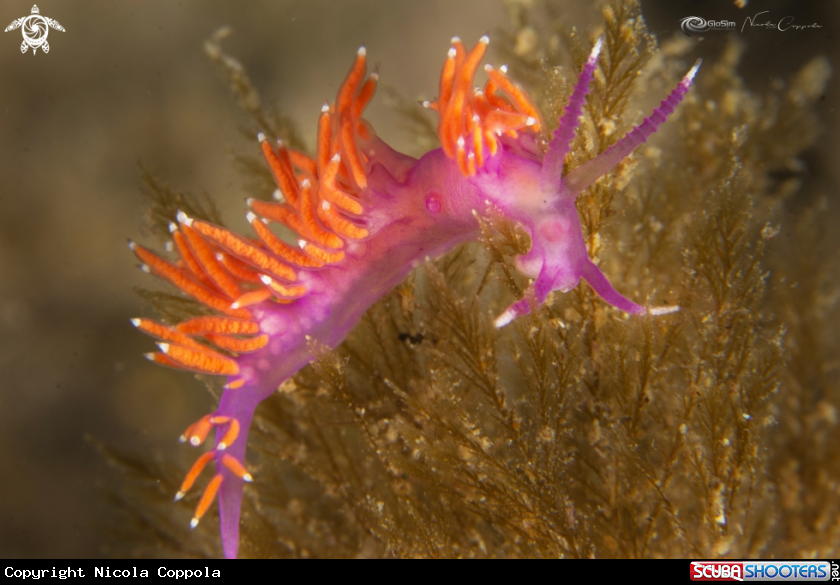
left=691, top=561, right=834, bottom=581
left=4, top=5, right=64, bottom=54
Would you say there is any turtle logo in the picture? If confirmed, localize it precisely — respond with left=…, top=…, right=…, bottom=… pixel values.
left=5, top=5, right=65, bottom=55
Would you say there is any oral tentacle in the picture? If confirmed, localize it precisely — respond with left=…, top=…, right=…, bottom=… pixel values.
left=495, top=244, right=582, bottom=327
left=579, top=259, right=647, bottom=315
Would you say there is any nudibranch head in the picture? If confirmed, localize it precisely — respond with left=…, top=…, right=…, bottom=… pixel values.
left=424, top=35, right=694, bottom=325
left=129, top=33, right=696, bottom=558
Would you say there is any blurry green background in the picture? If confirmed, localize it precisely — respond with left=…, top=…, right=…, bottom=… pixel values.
left=0, top=0, right=835, bottom=558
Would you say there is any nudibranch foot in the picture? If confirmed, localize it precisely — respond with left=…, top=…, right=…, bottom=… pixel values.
left=130, top=34, right=698, bottom=558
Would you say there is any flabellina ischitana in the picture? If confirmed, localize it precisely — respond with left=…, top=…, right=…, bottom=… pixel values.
left=129, top=35, right=698, bottom=558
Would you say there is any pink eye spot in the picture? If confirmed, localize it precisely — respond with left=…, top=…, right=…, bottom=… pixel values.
left=425, top=192, right=443, bottom=214
left=539, top=218, right=570, bottom=242
left=240, top=367, right=256, bottom=383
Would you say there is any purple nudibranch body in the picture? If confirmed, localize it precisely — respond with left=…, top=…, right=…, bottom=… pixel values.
left=129, top=36, right=697, bottom=558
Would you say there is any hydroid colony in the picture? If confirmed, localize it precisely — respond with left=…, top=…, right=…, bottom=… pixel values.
left=113, top=1, right=836, bottom=559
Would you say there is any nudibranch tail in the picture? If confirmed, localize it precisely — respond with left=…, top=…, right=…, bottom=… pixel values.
left=130, top=45, right=381, bottom=558
left=131, top=34, right=697, bottom=558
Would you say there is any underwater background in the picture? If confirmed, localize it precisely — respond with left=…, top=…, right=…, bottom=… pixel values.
left=0, top=0, right=837, bottom=558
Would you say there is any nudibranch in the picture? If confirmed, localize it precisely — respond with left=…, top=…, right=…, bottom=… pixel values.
left=129, top=36, right=697, bottom=558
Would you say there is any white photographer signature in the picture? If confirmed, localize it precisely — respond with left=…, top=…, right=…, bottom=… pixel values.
left=742, top=11, right=823, bottom=33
